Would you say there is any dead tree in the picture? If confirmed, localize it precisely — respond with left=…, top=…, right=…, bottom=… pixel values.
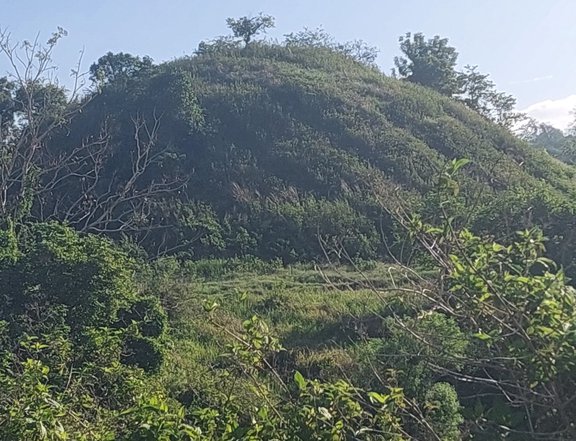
left=0, top=29, right=187, bottom=253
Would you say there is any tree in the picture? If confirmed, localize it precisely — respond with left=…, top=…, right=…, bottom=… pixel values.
left=89, top=51, right=154, bottom=87
left=226, top=13, right=275, bottom=46
left=458, top=65, right=495, bottom=113
left=390, top=159, right=576, bottom=439
left=459, top=65, right=522, bottom=128
left=519, top=117, right=576, bottom=162
left=0, top=222, right=166, bottom=370
left=393, top=32, right=461, bottom=96
left=394, top=33, right=522, bottom=127
left=0, top=27, right=82, bottom=223
left=520, top=118, right=566, bottom=145
left=0, top=223, right=167, bottom=439
left=0, top=31, right=190, bottom=251
left=0, top=77, right=15, bottom=136
left=568, top=107, right=576, bottom=135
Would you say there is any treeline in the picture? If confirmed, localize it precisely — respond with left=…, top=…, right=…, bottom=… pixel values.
left=519, top=118, right=576, bottom=162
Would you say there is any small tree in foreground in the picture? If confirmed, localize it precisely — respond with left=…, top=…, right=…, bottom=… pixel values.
left=386, top=159, right=576, bottom=439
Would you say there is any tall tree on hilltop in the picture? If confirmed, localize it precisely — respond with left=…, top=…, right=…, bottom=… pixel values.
left=394, top=32, right=522, bottom=127
left=226, top=13, right=275, bottom=46
left=89, top=51, right=154, bottom=87
left=394, top=32, right=462, bottom=96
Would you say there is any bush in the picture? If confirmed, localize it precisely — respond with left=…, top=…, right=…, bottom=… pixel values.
left=424, top=382, right=463, bottom=441
left=117, top=296, right=168, bottom=337
left=0, top=222, right=167, bottom=372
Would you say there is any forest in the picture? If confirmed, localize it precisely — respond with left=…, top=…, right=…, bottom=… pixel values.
left=0, top=14, right=576, bottom=440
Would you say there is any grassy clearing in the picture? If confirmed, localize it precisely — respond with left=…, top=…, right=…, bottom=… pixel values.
left=141, top=259, right=429, bottom=401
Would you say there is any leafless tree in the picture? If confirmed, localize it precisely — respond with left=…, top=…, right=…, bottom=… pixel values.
left=0, top=28, right=186, bottom=246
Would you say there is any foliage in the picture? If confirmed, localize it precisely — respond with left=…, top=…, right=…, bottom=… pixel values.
left=226, top=13, right=275, bottom=46
left=0, top=222, right=166, bottom=371
left=423, top=383, right=463, bottom=441
left=285, top=27, right=379, bottom=65
left=520, top=117, right=576, bottom=163
left=394, top=32, right=461, bottom=96
left=4, top=27, right=576, bottom=268
left=2, top=214, right=574, bottom=439
left=0, top=255, right=414, bottom=440
left=89, top=51, right=154, bottom=87
left=393, top=32, right=522, bottom=127
left=399, top=160, right=576, bottom=439
left=3, top=23, right=576, bottom=441
left=0, top=28, right=79, bottom=223
left=458, top=65, right=522, bottom=128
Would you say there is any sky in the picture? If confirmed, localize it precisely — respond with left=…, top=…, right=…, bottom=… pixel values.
left=1, top=0, right=575, bottom=130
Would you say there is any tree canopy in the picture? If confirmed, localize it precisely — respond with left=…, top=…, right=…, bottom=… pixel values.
left=89, top=51, right=154, bottom=86
left=394, top=32, right=521, bottom=127
left=226, top=13, right=275, bottom=46
left=394, top=32, right=461, bottom=96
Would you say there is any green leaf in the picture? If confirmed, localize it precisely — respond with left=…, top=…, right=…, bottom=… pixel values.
left=368, top=391, right=389, bottom=404
left=294, top=371, right=307, bottom=390
left=473, top=332, right=492, bottom=341
left=452, top=158, right=471, bottom=172
left=318, top=406, right=332, bottom=420
left=202, top=299, right=219, bottom=312
left=478, top=292, right=492, bottom=302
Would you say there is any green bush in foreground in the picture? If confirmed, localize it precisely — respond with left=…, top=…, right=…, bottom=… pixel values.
left=1, top=214, right=575, bottom=440
left=0, top=222, right=167, bottom=371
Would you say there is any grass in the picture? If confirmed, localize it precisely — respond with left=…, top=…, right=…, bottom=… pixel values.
left=140, top=258, right=430, bottom=402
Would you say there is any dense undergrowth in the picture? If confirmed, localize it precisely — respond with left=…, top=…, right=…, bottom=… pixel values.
left=1, top=211, right=575, bottom=439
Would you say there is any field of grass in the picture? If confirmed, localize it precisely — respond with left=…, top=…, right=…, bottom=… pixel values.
left=139, top=258, right=430, bottom=405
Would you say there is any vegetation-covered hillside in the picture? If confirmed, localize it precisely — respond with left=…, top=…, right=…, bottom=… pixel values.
left=1, top=19, right=576, bottom=440
left=36, top=40, right=576, bottom=270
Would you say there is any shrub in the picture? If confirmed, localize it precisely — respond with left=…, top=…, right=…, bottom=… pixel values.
left=0, top=222, right=167, bottom=372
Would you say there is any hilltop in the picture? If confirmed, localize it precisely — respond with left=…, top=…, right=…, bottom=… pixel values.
left=41, top=42, right=575, bottom=267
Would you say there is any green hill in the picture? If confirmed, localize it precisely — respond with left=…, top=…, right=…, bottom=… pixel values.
left=3, top=34, right=576, bottom=441
left=44, top=42, right=576, bottom=265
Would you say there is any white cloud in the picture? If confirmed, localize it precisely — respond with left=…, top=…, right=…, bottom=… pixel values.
left=521, top=95, right=576, bottom=131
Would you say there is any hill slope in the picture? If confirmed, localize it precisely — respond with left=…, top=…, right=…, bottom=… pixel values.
left=45, top=43, right=576, bottom=264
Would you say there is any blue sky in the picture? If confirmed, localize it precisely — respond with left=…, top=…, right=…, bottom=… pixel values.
left=2, top=0, right=575, bottom=128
